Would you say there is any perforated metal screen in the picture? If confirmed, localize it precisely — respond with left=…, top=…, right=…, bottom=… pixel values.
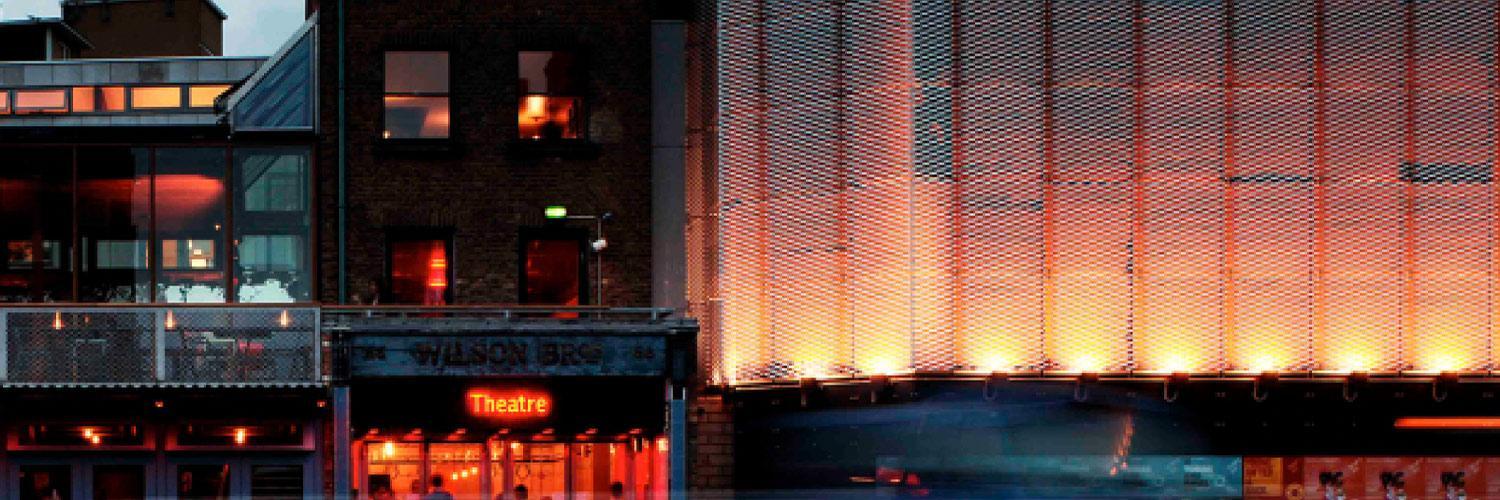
left=702, top=0, right=1499, bottom=383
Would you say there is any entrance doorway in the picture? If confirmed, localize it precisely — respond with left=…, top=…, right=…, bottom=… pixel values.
left=359, top=438, right=667, bottom=500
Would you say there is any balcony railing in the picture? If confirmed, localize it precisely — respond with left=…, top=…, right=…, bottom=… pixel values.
left=0, top=306, right=320, bottom=387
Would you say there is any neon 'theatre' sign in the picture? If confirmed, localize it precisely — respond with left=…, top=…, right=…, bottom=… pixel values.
left=466, top=390, right=551, bottom=419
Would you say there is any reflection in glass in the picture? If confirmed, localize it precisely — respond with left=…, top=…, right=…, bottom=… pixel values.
left=235, top=148, right=312, bottom=302
left=429, top=443, right=483, bottom=499
left=189, top=85, right=232, bottom=108
left=383, top=51, right=450, bottom=139
left=155, top=148, right=226, bottom=303
left=14, top=89, right=67, bottom=113
left=78, top=147, right=152, bottom=302
left=99, top=87, right=127, bottom=111
left=513, top=443, right=567, bottom=500
left=571, top=443, right=627, bottom=500
left=179, top=464, right=230, bottom=499
left=72, top=87, right=96, bottom=112
left=368, top=442, right=424, bottom=499
left=93, top=465, right=145, bottom=500
left=0, top=148, right=72, bottom=302
left=131, top=86, right=182, bottom=109
left=20, top=465, right=70, bottom=500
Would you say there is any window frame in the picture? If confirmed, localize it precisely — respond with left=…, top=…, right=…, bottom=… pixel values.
left=515, top=50, right=588, bottom=142
left=381, top=49, right=454, bottom=141
left=383, top=227, right=456, bottom=305
left=516, top=226, right=590, bottom=306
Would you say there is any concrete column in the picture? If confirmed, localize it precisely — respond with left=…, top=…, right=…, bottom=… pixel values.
left=669, top=383, right=687, bottom=499
left=333, top=385, right=352, bottom=499
left=652, top=19, right=688, bottom=312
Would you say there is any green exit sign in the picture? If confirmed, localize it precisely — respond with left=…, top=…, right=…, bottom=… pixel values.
left=544, top=206, right=568, bottom=219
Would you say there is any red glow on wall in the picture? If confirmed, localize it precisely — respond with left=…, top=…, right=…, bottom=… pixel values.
left=1394, top=417, right=1500, bottom=430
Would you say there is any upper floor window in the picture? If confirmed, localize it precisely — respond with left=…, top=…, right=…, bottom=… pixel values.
left=517, top=51, right=583, bottom=140
left=384, top=51, right=450, bottom=139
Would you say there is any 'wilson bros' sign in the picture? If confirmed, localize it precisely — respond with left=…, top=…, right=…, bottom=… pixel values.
left=349, top=335, right=668, bottom=377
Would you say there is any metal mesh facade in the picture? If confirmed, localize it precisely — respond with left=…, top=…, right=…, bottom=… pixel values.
left=706, top=0, right=1499, bottom=383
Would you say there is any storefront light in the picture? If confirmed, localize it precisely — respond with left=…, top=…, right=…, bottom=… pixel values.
left=234, top=427, right=247, bottom=445
left=278, top=309, right=292, bottom=328
left=164, top=310, right=177, bottom=330
left=53, top=311, right=64, bottom=330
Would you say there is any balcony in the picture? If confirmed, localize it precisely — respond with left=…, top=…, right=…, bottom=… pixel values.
left=0, top=306, right=320, bottom=387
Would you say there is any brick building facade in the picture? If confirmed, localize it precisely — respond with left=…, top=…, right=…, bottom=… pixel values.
left=63, top=0, right=225, bottom=57
left=316, top=0, right=658, bottom=307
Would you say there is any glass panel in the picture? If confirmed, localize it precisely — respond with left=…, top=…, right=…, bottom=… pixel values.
left=513, top=443, right=567, bottom=500
left=78, top=147, right=152, bottom=303
left=72, top=87, right=96, bottom=112
left=178, top=464, right=231, bottom=499
left=154, top=148, right=227, bottom=303
left=389, top=239, right=448, bottom=305
left=523, top=238, right=581, bottom=306
left=367, top=442, right=423, bottom=499
left=0, top=91, right=9, bottom=114
left=571, top=443, right=627, bottom=500
left=250, top=465, right=303, bottom=500
left=385, top=51, right=450, bottom=94
left=131, top=86, right=182, bottom=109
left=20, top=465, right=71, bottom=500
left=14, top=89, right=67, bottom=113
left=234, top=147, right=312, bottom=302
left=429, top=443, right=482, bottom=499
left=518, top=51, right=577, bottom=94
left=0, top=148, right=72, bottom=302
left=99, top=87, right=127, bottom=112
left=17, top=424, right=145, bottom=446
left=517, top=95, right=582, bottom=140
left=383, top=96, right=450, bottom=139
left=189, top=85, right=231, bottom=108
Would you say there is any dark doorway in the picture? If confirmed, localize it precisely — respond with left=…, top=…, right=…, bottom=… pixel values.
left=519, top=227, right=588, bottom=306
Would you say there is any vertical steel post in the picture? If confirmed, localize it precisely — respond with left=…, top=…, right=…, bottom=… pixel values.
left=668, top=383, right=688, bottom=499
left=334, top=385, right=352, bottom=498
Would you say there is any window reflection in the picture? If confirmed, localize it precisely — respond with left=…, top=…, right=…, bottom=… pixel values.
left=189, top=85, right=231, bottom=108
left=72, top=86, right=96, bottom=112
left=14, top=89, right=67, bottom=114
left=131, top=86, right=183, bottom=109
left=518, top=51, right=583, bottom=140
left=384, top=51, right=450, bottom=139
left=155, top=148, right=227, bottom=303
left=235, top=148, right=312, bottom=303
left=0, top=148, right=72, bottom=301
left=78, top=147, right=152, bottom=303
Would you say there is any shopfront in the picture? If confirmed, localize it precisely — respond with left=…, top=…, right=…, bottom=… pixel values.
left=335, top=310, right=696, bottom=500
left=1, top=389, right=325, bottom=500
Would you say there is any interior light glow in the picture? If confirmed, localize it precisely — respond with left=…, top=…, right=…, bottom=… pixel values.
left=233, top=428, right=247, bottom=445
left=1394, top=417, right=1500, bottom=429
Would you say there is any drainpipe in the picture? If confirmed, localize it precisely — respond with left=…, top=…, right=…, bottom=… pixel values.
left=333, top=2, right=352, bottom=500
left=652, top=18, right=687, bottom=313
left=336, top=0, right=347, bottom=306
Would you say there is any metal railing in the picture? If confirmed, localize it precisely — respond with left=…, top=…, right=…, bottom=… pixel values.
left=322, top=305, right=680, bottom=324
left=0, top=306, right=321, bottom=386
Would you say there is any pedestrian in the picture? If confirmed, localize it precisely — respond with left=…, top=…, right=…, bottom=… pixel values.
left=422, top=475, right=454, bottom=500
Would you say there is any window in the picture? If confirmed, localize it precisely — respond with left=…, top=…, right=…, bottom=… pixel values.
left=92, top=465, right=145, bottom=500
left=517, top=51, right=583, bottom=140
left=387, top=236, right=450, bottom=305
left=14, top=89, right=67, bottom=114
left=20, top=465, right=71, bottom=500
left=0, top=91, right=8, bottom=114
left=234, top=148, right=312, bottom=303
left=189, top=85, right=231, bottom=108
left=154, top=148, right=227, bottom=303
left=99, top=86, right=127, bottom=111
left=71, top=87, right=95, bottom=112
left=384, top=51, right=450, bottom=139
left=178, top=464, right=231, bottom=499
left=519, top=228, right=587, bottom=306
left=131, top=86, right=183, bottom=109
left=251, top=465, right=304, bottom=499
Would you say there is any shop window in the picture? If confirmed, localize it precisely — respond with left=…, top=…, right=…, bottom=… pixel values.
left=93, top=465, right=145, bottom=500
left=0, top=148, right=72, bottom=302
left=367, top=442, right=423, bottom=498
left=190, top=85, right=231, bottom=108
left=78, top=148, right=151, bottom=302
left=571, top=443, right=629, bottom=499
left=132, top=86, right=183, bottom=109
left=14, top=89, right=67, bottom=114
left=512, top=443, right=567, bottom=500
left=429, top=443, right=483, bottom=498
left=178, top=464, right=231, bottom=499
left=154, top=148, right=227, bottom=303
left=251, top=465, right=304, bottom=499
left=517, top=51, right=583, bottom=140
left=520, top=228, right=586, bottom=306
left=20, top=465, right=70, bottom=500
left=384, top=51, right=450, bottom=139
left=235, top=147, right=312, bottom=302
left=388, top=236, right=451, bottom=305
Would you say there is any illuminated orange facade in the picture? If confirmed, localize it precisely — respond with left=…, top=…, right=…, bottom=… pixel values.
left=701, top=0, right=1499, bottom=383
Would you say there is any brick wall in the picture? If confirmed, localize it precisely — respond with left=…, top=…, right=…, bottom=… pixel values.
left=690, top=394, right=735, bottom=493
left=316, top=0, right=656, bottom=306
left=67, top=0, right=223, bottom=57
